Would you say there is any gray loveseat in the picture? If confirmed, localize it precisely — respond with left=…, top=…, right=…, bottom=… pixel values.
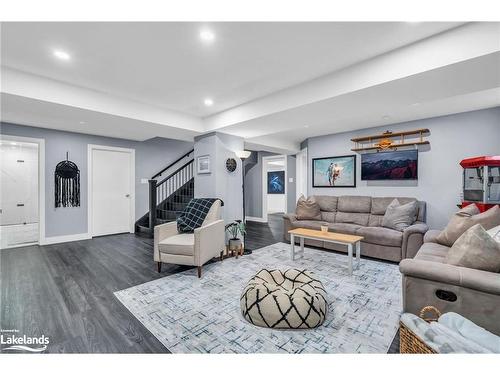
left=400, top=230, right=500, bottom=335
left=283, top=195, right=428, bottom=262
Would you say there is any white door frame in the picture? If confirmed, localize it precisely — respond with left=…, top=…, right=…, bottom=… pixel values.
left=261, top=154, right=287, bottom=222
left=296, top=147, right=308, bottom=201
left=0, top=134, right=46, bottom=246
left=87, top=144, right=135, bottom=237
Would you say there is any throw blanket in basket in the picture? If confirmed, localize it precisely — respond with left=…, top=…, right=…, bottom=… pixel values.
left=177, top=198, right=218, bottom=233
left=401, top=312, right=500, bottom=353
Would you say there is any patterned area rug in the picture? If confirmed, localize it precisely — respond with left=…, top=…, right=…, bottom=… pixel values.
left=115, top=242, right=402, bottom=353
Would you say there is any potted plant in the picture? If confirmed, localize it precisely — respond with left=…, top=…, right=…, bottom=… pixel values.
left=225, top=220, right=246, bottom=251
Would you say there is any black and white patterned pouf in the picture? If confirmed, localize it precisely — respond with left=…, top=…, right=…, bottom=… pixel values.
left=240, top=269, right=328, bottom=329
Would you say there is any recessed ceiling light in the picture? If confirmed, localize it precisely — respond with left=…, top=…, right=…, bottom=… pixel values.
left=199, top=29, right=215, bottom=43
left=382, top=115, right=390, bottom=120
left=304, top=125, right=310, bottom=128
left=204, top=98, right=214, bottom=107
left=53, top=49, right=71, bottom=61
left=10, top=142, right=17, bottom=146
left=411, top=102, right=421, bottom=106
left=79, top=121, right=86, bottom=124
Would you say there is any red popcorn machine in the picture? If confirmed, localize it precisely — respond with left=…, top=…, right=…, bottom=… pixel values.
left=460, top=156, right=500, bottom=212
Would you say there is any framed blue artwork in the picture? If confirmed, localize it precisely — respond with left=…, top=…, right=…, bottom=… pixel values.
left=312, top=155, right=356, bottom=187
left=267, top=171, right=285, bottom=194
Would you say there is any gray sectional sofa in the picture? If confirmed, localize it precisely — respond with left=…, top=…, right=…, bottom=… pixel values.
left=283, top=195, right=428, bottom=262
left=400, top=229, right=500, bottom=335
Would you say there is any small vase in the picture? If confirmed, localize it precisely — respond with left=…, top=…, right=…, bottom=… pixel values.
left=229, top=238, right=242, bottom=250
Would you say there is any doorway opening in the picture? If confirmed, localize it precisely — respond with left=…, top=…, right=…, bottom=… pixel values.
left=0, top=135, right=45, bottom=249
left=262, top=155, right=287, bottom=222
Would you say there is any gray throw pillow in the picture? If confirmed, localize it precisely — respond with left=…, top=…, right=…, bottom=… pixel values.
left=446, top=224, right=500, bottom=273
left=437, top=205, right=500, bottom=247
left=295, top=195, right=322, bottom=221
left=381, top=199, right=418, bottom=231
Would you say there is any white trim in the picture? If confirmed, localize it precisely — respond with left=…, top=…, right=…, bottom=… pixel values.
left=296, top=147, right=308, bottom=201
left=0, top=134, right=46, bottom=246
left=245, top=216, right=268, bottom=223
left=87, top=144, right=135, bottom=237
left=0, top=242, right=38, bottom=250
left=42, top=233, right=92, bottom=245
left=262, top=154, right=288, bottom=223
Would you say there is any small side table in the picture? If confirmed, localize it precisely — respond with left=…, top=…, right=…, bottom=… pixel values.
left=225, top=244, right=244, bottom=258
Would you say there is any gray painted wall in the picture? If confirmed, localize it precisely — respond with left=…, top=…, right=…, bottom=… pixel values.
left=244, top=151, right=273, bottom=218
left=244, top=151, right=297, bottom=218
left=194, top=132, right=244, bottom=224
left=306, top=107, right=500, bottom=230
left=0, top=122, right=193, bottom=238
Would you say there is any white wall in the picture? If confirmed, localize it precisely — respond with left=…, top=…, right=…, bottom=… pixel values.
left=307, top=107, right=500, bottom=230
left=267, top=195, right=286, bottom=213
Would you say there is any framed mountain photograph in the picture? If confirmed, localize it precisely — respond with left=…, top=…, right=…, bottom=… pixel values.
left=361, top=150, right=418, bottom=180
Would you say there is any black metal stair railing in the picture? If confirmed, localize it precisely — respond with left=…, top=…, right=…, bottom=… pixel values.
left=151, top=149, right=193, bottom=180
left=148, top=159, right=194, bottom=229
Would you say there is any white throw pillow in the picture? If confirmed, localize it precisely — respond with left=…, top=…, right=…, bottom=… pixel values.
left=487, top=224, right=500, bottom=244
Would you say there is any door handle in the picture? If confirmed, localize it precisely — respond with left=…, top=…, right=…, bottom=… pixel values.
left=125, top=194, right=130, bottom=198
left=17, top=203, right=25, bottom=207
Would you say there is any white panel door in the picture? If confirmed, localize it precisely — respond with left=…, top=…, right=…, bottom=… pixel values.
left=91, top=148, right=133, bottom=236
left=0, top=142, right=39, bottom=226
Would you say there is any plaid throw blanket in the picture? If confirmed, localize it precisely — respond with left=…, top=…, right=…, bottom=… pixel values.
left=177, top=198, right=219, bottom=233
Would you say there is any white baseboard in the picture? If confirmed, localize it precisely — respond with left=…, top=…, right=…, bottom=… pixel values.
left=41, top=233, right=92, bottom=245
left=246, top=216, right=268, bottom=223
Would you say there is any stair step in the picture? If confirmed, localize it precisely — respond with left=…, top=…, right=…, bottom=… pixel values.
left=135, top=175, right=194, bottom=235
left=157, top=210, right=178, bottom=220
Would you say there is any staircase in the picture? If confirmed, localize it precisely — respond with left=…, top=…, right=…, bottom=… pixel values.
left=135, top=149, right=194, bottom=236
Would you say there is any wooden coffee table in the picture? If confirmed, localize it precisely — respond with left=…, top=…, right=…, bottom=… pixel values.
left=288, top=228, right=364, bottom=276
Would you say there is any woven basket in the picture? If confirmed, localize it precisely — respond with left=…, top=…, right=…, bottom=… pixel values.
left=399, top=306, right=441, bottom=354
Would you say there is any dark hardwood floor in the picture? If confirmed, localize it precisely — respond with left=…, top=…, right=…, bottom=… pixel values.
left=245, top=213, right=286, bottom=250
left=1, top=234, right=171, bottom=353
left=0, top=213, right=398, bottom=353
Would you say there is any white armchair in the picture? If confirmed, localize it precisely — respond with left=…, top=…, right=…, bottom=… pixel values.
left=154, top=200, right=225, bottom=277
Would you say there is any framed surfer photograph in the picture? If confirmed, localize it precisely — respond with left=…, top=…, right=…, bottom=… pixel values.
left=267, top=171, right=285, bottom=194
left=312, top=155, right=356, bottom=188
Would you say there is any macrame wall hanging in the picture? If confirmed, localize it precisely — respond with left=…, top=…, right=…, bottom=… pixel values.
left=55, top=152, right=80, bottom=208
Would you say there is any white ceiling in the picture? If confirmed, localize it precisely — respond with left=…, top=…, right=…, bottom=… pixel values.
left=1, top=21, right=499, bottom=153
left=2, top=22, right=463, bottom=117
